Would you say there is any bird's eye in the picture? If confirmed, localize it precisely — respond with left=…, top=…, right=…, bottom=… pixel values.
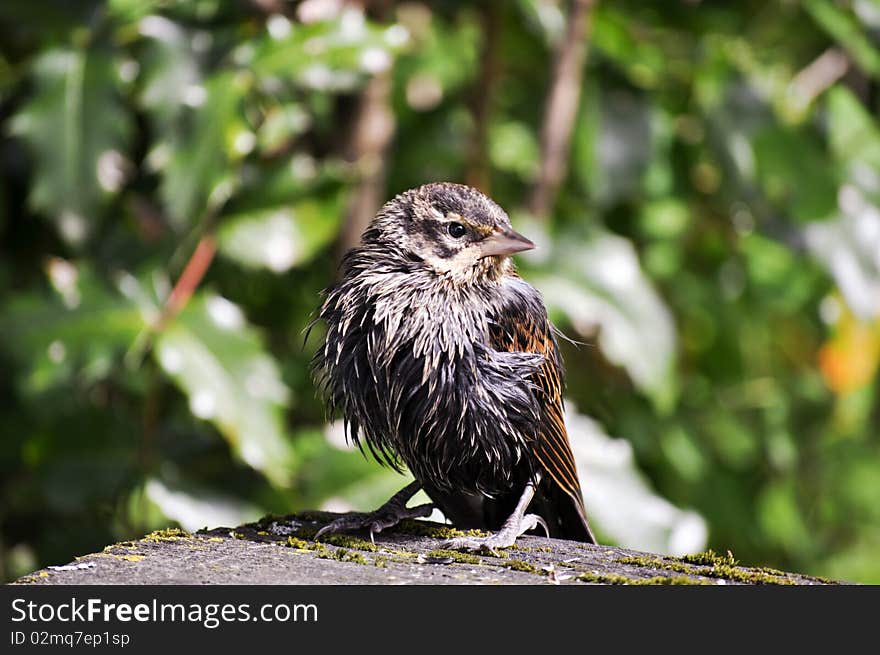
left=447, top=222, right=467, bottom=238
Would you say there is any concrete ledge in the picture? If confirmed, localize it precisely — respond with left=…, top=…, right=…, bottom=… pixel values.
left=14, top=511, right=839, bottom=585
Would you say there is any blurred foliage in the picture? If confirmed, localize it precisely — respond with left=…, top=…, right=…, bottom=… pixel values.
left=1, top=0, right=880, bottom=583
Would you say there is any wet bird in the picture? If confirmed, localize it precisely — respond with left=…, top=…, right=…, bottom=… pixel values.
left=311, top=182, right=596, bottom=549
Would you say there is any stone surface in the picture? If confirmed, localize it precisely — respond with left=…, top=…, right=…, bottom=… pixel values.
left=14, top=511, right=839, bottom=585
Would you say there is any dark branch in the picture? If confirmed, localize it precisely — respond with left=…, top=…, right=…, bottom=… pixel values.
left=528, top=0, right=595, bottom=221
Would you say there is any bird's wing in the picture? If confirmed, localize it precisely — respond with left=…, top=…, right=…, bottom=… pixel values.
left=487, top=287, right=588, bottom=520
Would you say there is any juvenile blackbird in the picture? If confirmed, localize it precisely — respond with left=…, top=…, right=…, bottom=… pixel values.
left=312, top=182, right=596, bottom=548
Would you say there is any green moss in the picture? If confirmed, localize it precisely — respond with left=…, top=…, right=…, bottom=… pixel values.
left=15, top=575, right=37, bottom=584
left=285, top=536, right=311, bottom=550
left=639, top=575, right=707, bottom=585
left=325, top=547, right=352, bottom=562
left=508, top=544, right=551, bottom=553
left=804, top=574, right=838, bottom=585
left=105, top=540, right=137, bottom=550
left=142, top=528, right=191, bottom=543
left=753, top=566, right=834, bottom=584
left=504, top=559, right=544, bottom=574
left=316, top=547, right=370, bottom=565
left=280, top=536, right=374, bottom=566
left=396, top=519, right=488, bottom=539
left=711, top=563, right=785, bottom=584
left=278, top=529, right=419, bottom=566
left=319, top=534, right=379, bottom=552
left=230, top=531, right=247, bottom=540
left=115, top=554, right=145, bottom=562
left=577, top=571, right=706, bottom=585
left=616, top=555, right=664, bottom=568
left=425, top=548, right=482, bottom=565
left=615, top=554, right=796, bottom=585
left=677, top=549, right=737, bottom=567
left=577, top=571, right=633, bottom=584
left=619, top=555, right=681, bottom=573
left=754, top=565, right=787, bottom=576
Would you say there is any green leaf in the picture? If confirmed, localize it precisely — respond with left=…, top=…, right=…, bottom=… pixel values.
left=822, top=531, right=880, bottom=585
left=154, top=293, right=294, bottom=487
left=826, top=86, right=880, bottom=171
left=752, top=126, right=837, bottom=222
left=571, top=77, right=600, bottom=196
left=144, top=477, right=263, bottom=531
left=257, top=104, right=311, bottom=154
left=10, top=48, right=132, bottom=244
left=531, top=231, right=678, bottom=411
left=251, top=17, right=402, bottom=88
left=659, top=427, right=705, bottom=481
left=757, top=480, right=813, bottom=555
left=489, top=121, right=540, bottom=180
left=804, top=0, right=880, bottom=76
left=393, top=11, right=478, bottom=96
left=159, top=71, right=247, bottom=230
left=108, top=0, right=167, bottom=24
left=514, top=0, right=566, bottom=45
left=136, top=14, right=202, bottom=133
left=592, top=7, right=667, bottom=88
left=217, top=195, right=343, bottom=273
left=639, top=197, right=690, bottom=239
left=0, top=263, right=146, bottom=393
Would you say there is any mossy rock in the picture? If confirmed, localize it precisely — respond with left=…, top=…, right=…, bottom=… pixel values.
left=13, top=512, right=844, bottom=586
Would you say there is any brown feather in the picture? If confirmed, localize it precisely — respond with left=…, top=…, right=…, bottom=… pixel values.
left=488, top=290, right=595, bottom=541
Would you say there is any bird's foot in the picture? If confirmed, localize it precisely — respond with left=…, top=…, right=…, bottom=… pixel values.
left=314, top=503, right=434, bottom=543
left=441, top=513, right=549, bottom=553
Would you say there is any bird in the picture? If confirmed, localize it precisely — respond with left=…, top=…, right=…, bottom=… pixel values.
left=310, top=182, right=596, bottom=549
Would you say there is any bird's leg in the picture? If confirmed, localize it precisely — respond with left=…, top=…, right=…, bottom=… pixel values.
left=442, top=475, right=549, bottom=552
left=314, top=481, right=434, bottom=543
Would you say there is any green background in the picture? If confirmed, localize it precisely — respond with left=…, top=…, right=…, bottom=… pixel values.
left=2, top=0, right=879, bottom=583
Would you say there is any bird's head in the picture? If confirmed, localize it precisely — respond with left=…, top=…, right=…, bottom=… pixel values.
left=367, top=182, right=535, bottom=283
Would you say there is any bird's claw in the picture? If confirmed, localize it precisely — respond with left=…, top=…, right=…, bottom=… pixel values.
left=441, top=513, right=548, bottom=552
left=314, top=503, right=434, bottom=542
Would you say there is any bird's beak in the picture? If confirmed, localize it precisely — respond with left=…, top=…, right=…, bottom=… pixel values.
left=479, top=227, right=535, bottom=258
